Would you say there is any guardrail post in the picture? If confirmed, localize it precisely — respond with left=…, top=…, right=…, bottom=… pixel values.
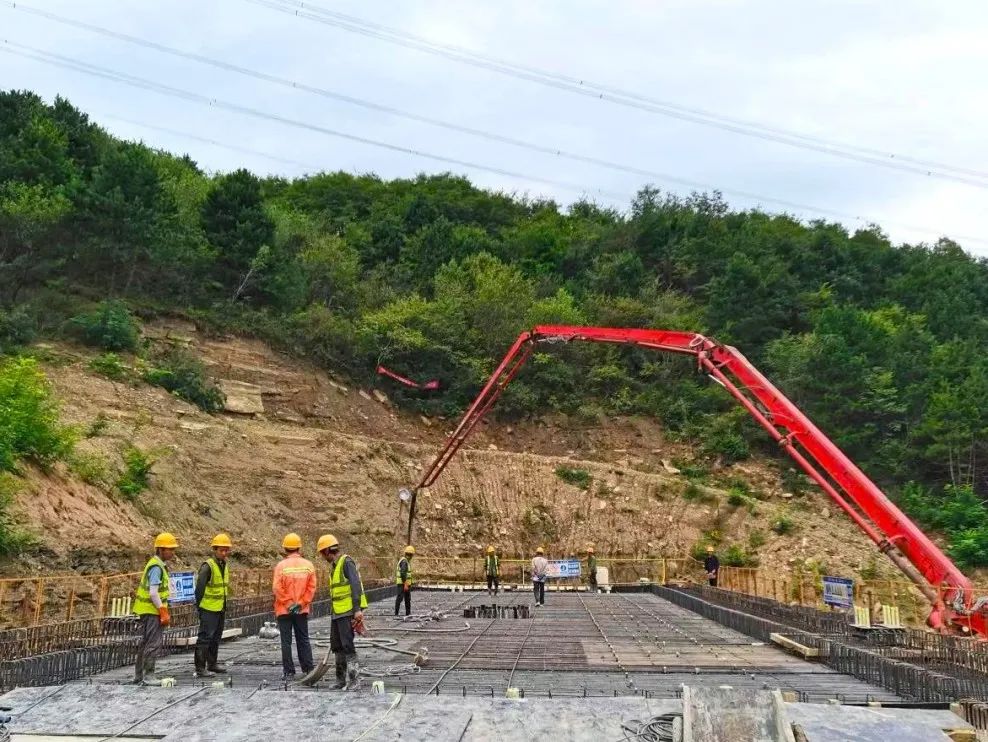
left=34, top=579, right=44, bottom=626
left=661, top=559, right=666, bottom=585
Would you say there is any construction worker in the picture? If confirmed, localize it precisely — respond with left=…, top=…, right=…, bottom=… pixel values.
left=133, top=532, right=178, bottom=685
left=194, top=533, right=231, bottom=677
left=485, top=545, right=500, bottom=596
left=317, top=534, right=367, bottom=689
left=272, top=533, right=316, bottom=681
left=704, top=545, right=720, bottom=587
left=531, top=546, right=548, bottom=607
left=395, top=545, right=415, bottom=617
left=587, top=546, right=598, bottom=593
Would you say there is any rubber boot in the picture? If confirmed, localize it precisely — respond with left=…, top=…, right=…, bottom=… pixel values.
left=345, top=654, right=360, bottom=690
left=208, top=663, right=227, bottom=674
left=194, top=647, right=214, bottom=677
left=332, top=652, right=347, bottom=690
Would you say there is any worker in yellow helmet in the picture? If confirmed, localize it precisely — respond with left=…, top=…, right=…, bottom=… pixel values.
left=132, top=532, right=178, bottom=684
left=273, top=533, right=316, bottom=681
left=194, top=533, right=232, bottom=677
left=485, top=545, right=500, bottom=596
left=395, top=545, right=415, bottom=618
left=317, top=534, right=367, bottom=689
left=531, top=546, right=548, bottom=607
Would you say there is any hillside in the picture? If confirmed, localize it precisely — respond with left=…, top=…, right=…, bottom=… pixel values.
left=1, top=320, right=891, bottom=585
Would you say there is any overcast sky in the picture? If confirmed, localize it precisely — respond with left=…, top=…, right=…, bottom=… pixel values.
left=3, top=1, right=987, bottom=254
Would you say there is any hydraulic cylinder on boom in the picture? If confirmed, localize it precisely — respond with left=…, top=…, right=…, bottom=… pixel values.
left=406, top=325, right=988, bottom=637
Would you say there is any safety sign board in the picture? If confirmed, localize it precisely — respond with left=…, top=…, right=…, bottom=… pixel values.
left=546, top=560, right=582, bottom=578
left=169, top=571, right=196, bottom=604
left=822, top=576, right=854, bottom=609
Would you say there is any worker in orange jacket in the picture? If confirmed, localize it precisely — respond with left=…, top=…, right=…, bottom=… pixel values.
left=272, top=533, right=316, bottom=681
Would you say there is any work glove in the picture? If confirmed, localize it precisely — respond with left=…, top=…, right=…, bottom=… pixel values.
left=288, top=603, right=301, bottom=615
left=403, top=580, right=411, bottom=593
left=352, top=611, right=366, bottom=636
left=158, top=605, right=171, bottom=627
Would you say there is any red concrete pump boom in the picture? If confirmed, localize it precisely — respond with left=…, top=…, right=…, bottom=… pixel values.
left=408, top=325, right=988, bottom=636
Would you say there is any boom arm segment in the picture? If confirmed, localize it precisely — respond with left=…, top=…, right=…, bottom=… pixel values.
left=409, top=325, right=984, bottom=635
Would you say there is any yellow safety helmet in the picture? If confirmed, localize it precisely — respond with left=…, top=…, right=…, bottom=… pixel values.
left=282, top=533, right=303, bottom=550
left=404, top=545, right=415, bottom=555
left=536, top=546, right=545, bottom=555
left=154, top=532, right=178, bottom=549
left=486, top=545, right=495, bottom=554
left=706, top=545, right=715, bottom=553
left=317, top=534, right=339, bottom=552
left=211, top=533, right=232, bottom=548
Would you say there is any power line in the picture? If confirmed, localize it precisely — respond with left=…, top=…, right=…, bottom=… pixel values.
left=16, top=2, right=983, bottom=218
left=2, top=40, right=984, bottom=246
left=93, top=113, right=315, bottom=170
left=0, top=41, right=629, bottom=203
left=245, top=0, right=988, bottom=188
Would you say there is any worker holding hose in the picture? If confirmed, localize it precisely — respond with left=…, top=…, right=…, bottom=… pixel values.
left=132, top=532, right=178, bottom=685
left=318, top=534, right=367, bottom=689
left=395, top=545, right=415, bottom=617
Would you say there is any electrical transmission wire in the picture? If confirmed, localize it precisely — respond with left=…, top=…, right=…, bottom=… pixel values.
left=0, top=41, right=627, bottom=203
left=13, top=1, right=979, bottom=216
left=244, top=0, right=988, bottom=188
left=2, top=39, right=984, bottom=245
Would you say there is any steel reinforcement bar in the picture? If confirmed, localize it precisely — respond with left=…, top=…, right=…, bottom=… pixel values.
left=658, top=586, right=988, bottom=703
left=0, top=586, right=393, bottom=690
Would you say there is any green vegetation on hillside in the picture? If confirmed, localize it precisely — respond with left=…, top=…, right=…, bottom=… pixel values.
left=3, top=90, right=988, bottom=564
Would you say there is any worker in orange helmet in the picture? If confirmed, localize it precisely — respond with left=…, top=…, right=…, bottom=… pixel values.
left=272, top=533, right=316, bottom=681
left=132, top=532, right=178, bottom=685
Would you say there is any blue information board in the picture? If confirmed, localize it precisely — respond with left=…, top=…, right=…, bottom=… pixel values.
left=169, top=570, right=196, bottom=604
left=547, top=560, right=582, bottom=578
left=822, top=576, right=854, bottom=609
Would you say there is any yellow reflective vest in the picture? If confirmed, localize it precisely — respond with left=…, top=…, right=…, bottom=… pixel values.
left=199, top=557, right=229, bottom=612
left=134, top=556, right=169, bottom=615
left=330, top=554, right=368, bottom=616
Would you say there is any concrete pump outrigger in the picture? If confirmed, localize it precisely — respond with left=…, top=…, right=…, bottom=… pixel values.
left=406, top=325, right=988, bottom=637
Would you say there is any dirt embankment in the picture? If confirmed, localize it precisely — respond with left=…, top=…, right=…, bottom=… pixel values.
left=4, top=319, right=897, bottom=582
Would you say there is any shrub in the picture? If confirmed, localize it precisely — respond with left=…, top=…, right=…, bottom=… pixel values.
left=555, top=466, right=591, bottom=490
left=0, top=473, right=36, bottom=556
left=771, top=513, right=795, bottom=535
left=683, top=483, right=717, bottom=504
left=748, top=530, right=766, bottom=549
left=142, top=347, right=225, bottom=412
left=85, top=413, right=110, bottom=438
left=0, top=308, right=36, bottom=353
left=727, top=487, right=748, bottom=507
left=722, top=544, right=758, bottom=567
left=67, top=301, right=140, bottom=352
left=88, top=352, right=131, bottom=382
left=116, top=445, right=155, bottom=499
left=68, top=451, right=111, bottom=489
left=0, top=356, right=75, bottom=471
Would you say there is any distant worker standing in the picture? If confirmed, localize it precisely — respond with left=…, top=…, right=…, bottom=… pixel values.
left=317, top=534, right=367, bottom=689
left=133, top=532, right=178, bottom=685
left=395, top=545, right=415, bottom=618
left=485, top=545, right=500, bottom=596
left=587, top=547, right=598, bottom=593
left=272, top=533, right=316, bottom=681
left=704, top=545, right=720, bottom=587
left=194, top=533, right=232, bottom=677
left=531, top=546, right=548, bottom=607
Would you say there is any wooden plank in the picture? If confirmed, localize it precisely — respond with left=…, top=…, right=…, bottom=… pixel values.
left=171, top=627, right=243, bottom=647
left=769, top=633, right=821, bottom=659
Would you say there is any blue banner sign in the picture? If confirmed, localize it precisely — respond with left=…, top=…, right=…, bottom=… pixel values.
left=169, top=570, right=196, bottom=604
left=822, top=576, right=854, bottom=609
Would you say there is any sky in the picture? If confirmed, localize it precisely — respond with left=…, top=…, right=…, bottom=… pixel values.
left=2, top=0, right=987, bottom=254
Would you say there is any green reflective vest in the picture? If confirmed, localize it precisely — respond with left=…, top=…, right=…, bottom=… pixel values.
left=395, top=557, right=413, bottom=585
left=485, top=555, right=499, bottom=577
left=134, top=556, right=169, bottom=615
left=330, top=554, right=367, bottom=616
left=199, top=558, right=229, bottom=613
